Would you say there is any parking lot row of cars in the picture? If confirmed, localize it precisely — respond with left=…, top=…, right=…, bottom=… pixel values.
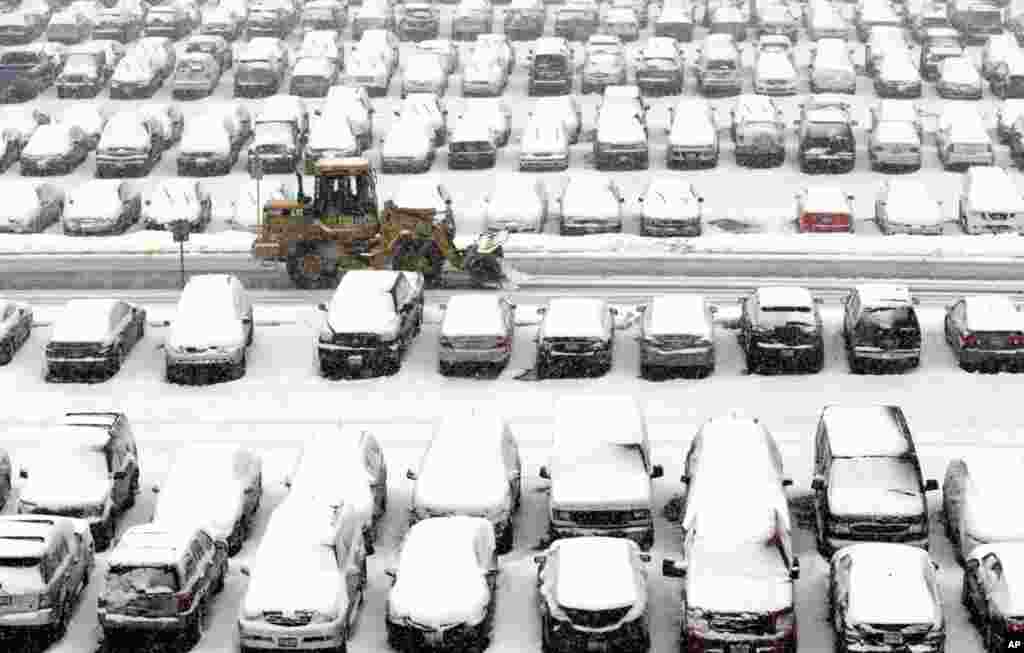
left=2, top=273, right=1022, bottom=384
left=3, top=402, right=1024, bottom=653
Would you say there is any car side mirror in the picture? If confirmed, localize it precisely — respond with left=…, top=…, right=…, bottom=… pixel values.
left=538, top=466, right=550, bottom=480
left=239, top=564, right=250, bottom=576
left=782, top=477, right=793, bottom=487
left=112, top=471, right=126, bottom=480
left=790, top=559, right=800, bottom=580
left=662, top=559, right=687, bottom=578
left=317, top=302, right=328, bottom=312
left=679, top=473, right=690, bottom=484
left=536, top=307, right=547, bottom=315
left=811, top=476, right=825, bottom=491
left=709, top=305, right=718, bottom=315
left=650, top=464, right=664, bottom=479
left=925, top=479, right=939, bottom=492
left=385, top=568, right=397, bottom=581
left=406, top=469, right=417, bottom=480
left=151, top=485, right=160, bottom=494
left=18, top=468, right=27, bottom=479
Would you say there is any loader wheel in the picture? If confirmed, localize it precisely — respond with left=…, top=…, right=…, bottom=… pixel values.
left=286, top=243, right=338, bottom=290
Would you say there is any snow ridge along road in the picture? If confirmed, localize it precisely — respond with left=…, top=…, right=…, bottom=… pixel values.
left=5, top=253, right=1024, bottom=289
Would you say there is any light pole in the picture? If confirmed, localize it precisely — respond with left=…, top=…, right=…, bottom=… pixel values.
left=170, top=220, right=190, bottom=290
left=252, top=154, right=264, bottom=229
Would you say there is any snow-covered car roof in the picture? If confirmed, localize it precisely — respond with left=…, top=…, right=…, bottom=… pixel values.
left=450, top=117, right=493, bottom=142
left=605, top=6, right=638, bottom=21
left=414, top=414, right=511, bottom=510
left=756, top=52, right=795, bottom=77
left=879, top=53, right=919, bottom=78
left=440, top=294, right=506, bottom=337
left=292, top=56, right=333, bottom=76
left=854, top=284, right=913, bottom=307
left=875, top=99, right=919, bottom=123
left=884, top=178, right=941, bottom=220
left=549, top=537, right=639, bottom=611
left=382, top=120, right=433, bottom=155
left=801, top=186, right=850, bottom=214
left=968, top=544, right=1024, bottom=593
left=963, top=294, right=1024, bottom=332
left=51, top=298, right=120, bottom=342
left=964, top=167, right=1024, bottom=212
left=940, top=55, right=978, bottom=80
left=309, top=118, right=356, bottom=150
left=688, top=416, right=783, bottom=485
left=642, top=37, right=678, bottom=58
left=873, top=120, right=918, bottom=143
left=541, top=296, right=611, bottom=340
left=819, top=405, right=911, bottom=457
left=24, top=124, right=73, bottom=155
left=108, top=524, right=204, bottom=568
left=399, top=514, right=493, bottom=573
left=114, top=54, right=153, bottom=78
left=646, top=294, right=711, bottom=338
left=804, top=107, right=848, bottom=124
left=756, top=285, right=814, bottom=309
left=733, top=93, right=777, bottom=118
left=335, top=269, right=421, bottom=295
left=838, top=543, right=939, bottom=625
left=405, top=52, right=444, bottom=75
left=4, top=181, right=44, bottom=213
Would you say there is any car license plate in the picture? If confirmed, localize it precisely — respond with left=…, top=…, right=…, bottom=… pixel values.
left=819, top=216, right=833, bottom=224
left=780, top=350, right=795, bottom=358
left=616, top=155, right=630, bottom=165
left=347, top=355, right=363, bottom=367
left=278, top=637, right=298, bottom=648
left=0, top=595, right=10, bottom=607
left=424, top=631, right=444, bottom=645
left=883, top=632, right=903, bottom=645
left=196, top=157, right=208, bottom=164
left=587, top=640, right=607, bottom=652
left=731, top=645, right=752, bottom=653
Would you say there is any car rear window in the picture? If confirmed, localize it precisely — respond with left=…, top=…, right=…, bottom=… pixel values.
left=759, top=305, right=814, bottom=326
left=106, top=566, right=180, bottom=592
left=861, top=306, right=917, bottom=330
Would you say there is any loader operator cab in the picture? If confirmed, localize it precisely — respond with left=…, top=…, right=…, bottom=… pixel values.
left=311, top=159, right=379, bottom=226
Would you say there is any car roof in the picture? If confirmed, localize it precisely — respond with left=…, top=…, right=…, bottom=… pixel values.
left=854, top=284, right=913, bottom=306
left=819, top=405, right=911, bottom=457
left=755, top=285, right=814, bottom=307
left=108, top=524, right=203, bottom=566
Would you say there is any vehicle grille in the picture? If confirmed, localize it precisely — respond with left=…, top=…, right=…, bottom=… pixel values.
left=653, top=335, right=702, bottom=348
left=256, top=145, right=287, bottom=155
left=710, top=613, right=776, bottom=635
left=602, top=143, right=643, bottom=151
left=335, top=333, right=379, bottom=347
left=849, top=520, right=915, bottom=535
left=563, top=605, right=631, bottom=629
left=568, top=510, right=630, bottom=525
left=863, top=623, right=931, bottom=646
left=545, top=337, right=599, bottom=353
left=263, top=611, right=314, bottom=626
left=450, top=336, right=498, bottom=349
left=186, top=151, right=214, bottom=159
left=771, top=325, right=816, bottom=344
left=47, top=342, right=100, bottom=358
left=60, top=75, right=88, bottom=83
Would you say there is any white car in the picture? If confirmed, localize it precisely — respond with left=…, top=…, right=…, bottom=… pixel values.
left=943, top=456, right=1024, bottom=561
left=754, top=51, right=798, bottom=95
left=482, top=175, right=548, bottom=232
left=58, top=104, right=107, bottom=150
left=323, top=86, right=374, bottom=150
left=397, top=92, right=448, bottom=146
left=288, top=56, right=336, bottom=98
left=62, top=179, right=141, bottom=235
left=306, top=116, right=359, bottom=169
left=639, top=177, right=703, bottom=236
left=875, top=51, right=923, bottom=98
left=228, top=178, right=296, bottom=231
left=461, top=55, right=506, bottom=97
left=876, top=178, right=943, bottom=235
left=402, top=52, right=448, bottom=96
left=177, top=119, right=236, bottom=176
left=0, top=181, right=65, bottom=234
left=380, top=118, right=435, bottom=174
left=519, top=116, right=570, bottom=172
left=529, top=95, right=582, bottom=144
left=557, top=174, right=625, bottom=235
left=386, top=516, right=498, bottom=650
left=667, top=97, right=718, bottom=168
left=418, top=39, right=458, bottom=74
left=111, top=53, right=161, bottom=98
left=450, top=97, right=511, bottom=146
left=938, top=55, right=983, bottom=99
left=343, top=50, right=391, bottom=97
left=868, top=119, right=922, bottom=172
left=142, top=179, right=212, bottom=232
left=164, top=274, right=254, bottom=381
left=152, top=443, right=262, bottom=555
left=19, top=123, right=88, bottom=176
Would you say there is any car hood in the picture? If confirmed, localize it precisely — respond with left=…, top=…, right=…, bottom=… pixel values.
left=22, top=476, right=109, bottom=509
left=382, top=135, right=429, bottom=157
left=243, top=561, right=342, bottom=616
left=688, top=571, right=792, bottom=613
left=550, top=464, right=651, bottom=511
left=389, top=567, right=489, bottom=628
left=168, top=316, right=244, bottom=349
left=61, top=61, right=97, bottom=77
left=327, top=309, right=400, bottom=337
left=412, top=463, right=509, bottom=515
left=643, top=193, right=699, bottom=220
left=155, top=484, right=243, bottom=541
left=828, top=486, right=923, bottom=518
left=145, top=202, right=199, bottom=225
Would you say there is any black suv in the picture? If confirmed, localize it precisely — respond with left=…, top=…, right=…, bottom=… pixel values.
left=843, top=284, right=922, bottom=373
left=738, top=286, right=825, bottom=374
left=797, top=107, right=856, bottom=173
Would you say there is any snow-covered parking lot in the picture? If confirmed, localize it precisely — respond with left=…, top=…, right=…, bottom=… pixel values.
left=1, top=300, right=1022, bottom=653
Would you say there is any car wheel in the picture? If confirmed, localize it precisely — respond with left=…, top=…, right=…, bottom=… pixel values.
left=496, top=521, right=514, bottom=554
left=96, top=517, right=115, bottom=551
left=438, top=361, right=454, bottom=376
left=123, top=470, right=139, bottom=510
left=233, top=351, right=247, bottom=380
left=0, top=341, right=12, bottom=366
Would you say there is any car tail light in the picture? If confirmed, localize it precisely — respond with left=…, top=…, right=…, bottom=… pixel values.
left=961, top=333, right=978, bottom=347
left=175, top=591, right=193, bottom=613
left=772, top=608, right=796, bottom=637
left=1009, top=334, right=1024, bottom=346
left=495, top=336, right=511, bottom=349
left=438, top=337, right=453, bottom=348
left=1008, top=621, right=1024, bottom=633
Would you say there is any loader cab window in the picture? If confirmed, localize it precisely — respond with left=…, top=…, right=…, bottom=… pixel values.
left=316, top=174, right=378, bottom=224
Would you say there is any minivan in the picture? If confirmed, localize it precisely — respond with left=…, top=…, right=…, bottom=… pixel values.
left=812, top=405, right=939, bottom=557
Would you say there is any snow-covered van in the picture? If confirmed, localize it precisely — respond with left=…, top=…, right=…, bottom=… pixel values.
left=812, top=405, right=938, bottom=557
left=959, top=166, right=1024, bottom=234
left=539, top=396, right=664, bottom=550
left=407, top=414, right=521, bottom=552
left=664, top=415, right=798, bottom=653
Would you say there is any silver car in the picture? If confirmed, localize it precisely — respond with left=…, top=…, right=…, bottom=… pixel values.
left=637, top=294, right=716, bottom=377
left=876, top=178, right=944, bottom=235
left=868, top=119, right=922, bottom=172
left=438, top=294, right=515, bottom=374
left=943, top=456, right=1024, bottom=562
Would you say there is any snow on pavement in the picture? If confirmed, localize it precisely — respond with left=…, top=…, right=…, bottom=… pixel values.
left=0, top=302, right=1017, bottom=652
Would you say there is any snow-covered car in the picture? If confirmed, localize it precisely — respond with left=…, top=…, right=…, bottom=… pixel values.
left=403, top=52, right=448, bottom=96
left=450, top=98, right=511, bottom=146
left=460, top=54, right=506, bottom=97
left=227, top=178, right=295, bottom=231
left=554, top=0, right=600, bottom=41
left=95, top=111, right=159, bottom=177
left=594, top=108, right=648, bottom=170
left=638, top=177, right=703, bottom=236
left=636, top=294, right=715, bottom=376
left=184, top=33, right=233, bottom=70
left=93, top=7, right=141, bottom=42
left=418, top=39, right=458, bottom=74
left=997, top=98, right=1024, bottom=143
left=407, top=415, right=521, bottom=549
left=795, top=184, right=855, bottom=233
left=529, top=95, right=582, bottom=144
left=142, top=179, right=211, bottom=232
left=352, top=2, right=395, bottom=40
left=943, top=457, right=1024, bottom=563
left=475, top=33, right=515, bottom=75
left=19, top=123, right=89, bottom=176
left=380, top=119, right=435, bottom=173
left=0, top=107, right=49, bottom=158
left=397, top=92, right=448, bottom=146
left=288, top=56, right=336, bottom=98
left=342, top=48, right=391, bottom=97
left=635, top=36, right=684, bottom=95
left=535, top=537, right=651, bottom=653
left=452, top=0, right=493, bottom=41
left=99, top=525, right=228, bottom=642
left=447, top=118, right=496, bottom=169
left=55, top=47, right=110, bottom=99
left=134, top=36, right=176, bottom=81
left=809, top=38, right=855, bottom=94
left=870, top=98, right=923, bottom=135
left=0, top=180, right=63, bottom=234
left=136, top=103, right=183, bottom=149
left=58, top=104, right=106, bottom=150
left=234, top=41, right=287, bottom=97
left=937, top=55, right=983, bottom=99
left=305, top=116, right=359, bottom=174
left=247, top=0, right=293, bottom=38
left=868, top=119, right=922, bottom=172
left=110, top=53, right=161, bottom=98
left=481, top=175, right=547, bottom=232
left=0, top=8, right=47, bottom=46
left=754, top=51, right=798, bottom=95
left=962, top=542, right=1024, bottom=651
left=0, top=298, right=29, bottom=364
left=144, top=3, right=193, bottom=40
left=944, top=295, right=1024, bottom=372
left=731, top=93, right=785, bottom=167
left=152, top=444, right=262, bottom=555
left=358, top=29, right=400, bottom=75
left=535, top=298, right=616, bottom=375
left=558, top=174, right=624, bottom=235
left=654, top=3, right=694, bottom=41
left=0, top=44, right=59, bottom=102
left=171, top=51, right=220, bottom=99
left=829, top=544, right=946, bottom=653
left=398, top=2, right=441, bottom=40
left=841, top=284, right=923, bottom=373
left=201, top=5, right=243, bottom=40
left=875, top=178, right=943, bottom=234
left=519, top=115, right=570, bottom=172
left=602, top=6, right=639, bottom=41
left=581, top=49, right=627, bottom=95
left=666, top=96, right=718, bottom=168
left=935, top=105, right=994, bottom=170
left=874, top=51, right=924, bottom=98
left=248, top=122, right=300, bottom=174
left=62, top=179, right=140, bottom=235
left=43, top=297, right=145, bottom=384
left=165, top=274, right=254, bottom=381
left=739, top=285, right=825, bottom=372
left=16, top=413, right=140, bottom=548
left=386, top=516, right=498, bottom=650
left=0, top=129, right=19, bottom=172
left=322, top=85, right=375, bottom=150
left=981, top=30, right=1017, bottom=80
left=177, top=118, right=237, bottom=176
left=46, top=8, right=91, bottom=45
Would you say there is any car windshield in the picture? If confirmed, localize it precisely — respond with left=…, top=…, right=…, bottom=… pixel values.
left=106, top=566, right=179, bottom=593
left=0, top=51, right=40, bottom=65
left=806, top=123, right=852, bottom=146
left=534, top=55, right=568, bottom=73
left=861, top=306, right=917, bottom=330
left=705, top=58, right=736, bottom=70
left=759, top=305, right=814, bottom=326
left=31, top=449, right=108, bottom=482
